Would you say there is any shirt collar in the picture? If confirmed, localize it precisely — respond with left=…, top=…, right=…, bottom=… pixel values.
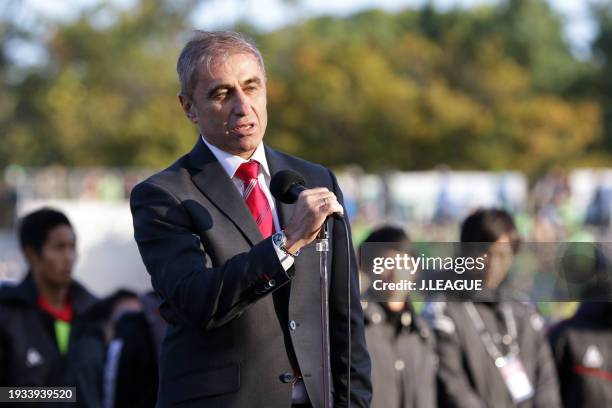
left=201, top=135, right=270, bottom=179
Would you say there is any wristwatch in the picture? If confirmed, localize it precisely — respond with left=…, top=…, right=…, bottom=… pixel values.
left=272, top=231, right=300, bottom=258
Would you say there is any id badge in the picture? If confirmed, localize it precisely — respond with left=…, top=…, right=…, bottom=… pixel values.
left=496, top=355, right=535, bottom=404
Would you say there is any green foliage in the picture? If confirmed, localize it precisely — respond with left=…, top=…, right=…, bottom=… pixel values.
left=4, top=0, right=198, bottom=167
left=259, top=2, right=602, bottom=175
left=494, top=0, right=588, bottom=93
left=592, top=1, right=612, bottom=153
left=0, top=0, right=608, bottom=175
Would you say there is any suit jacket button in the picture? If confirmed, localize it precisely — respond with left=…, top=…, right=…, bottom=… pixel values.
left=279, top=372, right=294, bottom=383
left=268, top=279, right=276, bottom=287
left=289, top=320, right=297, bottom=331
left=394, top=359, right=405, bottom=371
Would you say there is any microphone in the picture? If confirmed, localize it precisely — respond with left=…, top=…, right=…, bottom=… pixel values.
left=270, top=170, right=343, bottom=220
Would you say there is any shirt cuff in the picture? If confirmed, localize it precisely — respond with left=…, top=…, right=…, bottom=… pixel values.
left=272, top=238, right=295, bottom=271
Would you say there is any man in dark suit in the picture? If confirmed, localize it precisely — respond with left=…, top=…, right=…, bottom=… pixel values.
left=130, top=30, right=371, bottom=408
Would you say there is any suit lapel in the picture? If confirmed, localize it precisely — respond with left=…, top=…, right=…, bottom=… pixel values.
left=188, top=138, right=263, bottom=246
left=265, top=145, right=295, bottom=230
left=266, top=145, right=321, bottom=309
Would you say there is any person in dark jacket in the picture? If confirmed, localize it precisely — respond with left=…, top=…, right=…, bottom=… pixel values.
left=0, top=208, right=104, bottom=407
left=102, top=290, right=166, bottom=408
left=360, top=226, right=437, bottom=408
left=549, top=302, right=612, bottom=407
left=425, top=208, right=561, bottom=408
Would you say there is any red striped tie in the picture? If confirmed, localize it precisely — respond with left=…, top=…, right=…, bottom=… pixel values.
left=235, top=161, right=275, bottom=238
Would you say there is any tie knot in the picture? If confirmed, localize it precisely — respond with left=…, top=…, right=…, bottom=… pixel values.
left=235, top=160, right=260, bottom=182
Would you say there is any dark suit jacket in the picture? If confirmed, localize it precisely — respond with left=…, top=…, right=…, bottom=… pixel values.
left=130, top=138, right=371, bottom=408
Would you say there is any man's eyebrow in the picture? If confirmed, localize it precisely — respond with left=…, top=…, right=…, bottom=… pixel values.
left=206, top=77, right=263, bottom=98
left=241, top=77, right=262, bottom=87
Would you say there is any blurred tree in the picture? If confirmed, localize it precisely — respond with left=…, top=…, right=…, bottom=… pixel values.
left=494, top=0, right=588, bottom=93
left=591, top=1, right=612, bottom=155
left=0, top=1, right=25, bottom=166
left=6, top=0, right=198, bottom=167
left=259, top=5, right=601, bottom=176
left=0, top=0, right=606, bottom=176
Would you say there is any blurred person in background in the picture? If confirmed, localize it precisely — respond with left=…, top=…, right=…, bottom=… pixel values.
left=548, top=243, right=612, bottom=408
left=360, top=225, right=437, bottom=408
left=88, top=289, right=144, bottom=344
left=530, top=169, right=576, bottom=242
left=548, top=301, right=612, bottom=408
left=0, top=208, right=104, bottom=407
left=100, top=290, right=165, bottom=408
left=425, top=208, right=561, bottom=408
left=585, top=184, right=612, bottom=233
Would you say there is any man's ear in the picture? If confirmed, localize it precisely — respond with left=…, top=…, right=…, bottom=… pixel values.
left=178, top=93, right=198, bottom=124
left=23, top=247, right=39, bottom=266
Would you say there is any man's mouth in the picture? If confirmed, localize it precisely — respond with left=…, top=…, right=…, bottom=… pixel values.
left=231, top=122, right=256, bottom=135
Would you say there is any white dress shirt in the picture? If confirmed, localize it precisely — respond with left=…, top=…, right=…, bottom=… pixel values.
left=201, top=136, right=294, bottom=271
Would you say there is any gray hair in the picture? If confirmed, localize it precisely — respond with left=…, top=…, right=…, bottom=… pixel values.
left=177, top=30, right=266, bottom=99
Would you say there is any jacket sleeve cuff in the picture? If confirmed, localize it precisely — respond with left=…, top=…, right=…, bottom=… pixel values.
left=248, top=237, right=295, bottom=298
left=271, top=236, right=296, bottom=271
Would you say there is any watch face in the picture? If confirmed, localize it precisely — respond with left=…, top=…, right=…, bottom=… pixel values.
left=273, top=232, right=286, bottom=247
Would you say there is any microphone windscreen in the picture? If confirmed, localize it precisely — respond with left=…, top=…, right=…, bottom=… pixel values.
left=270, top=170, right=306, bottom=204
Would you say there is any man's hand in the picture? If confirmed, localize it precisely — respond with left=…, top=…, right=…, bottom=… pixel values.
left=284, top=187, right=343, bottom=254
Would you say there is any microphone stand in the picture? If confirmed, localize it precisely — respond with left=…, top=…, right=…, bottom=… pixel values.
left=316, top=221, right=332, bottom=408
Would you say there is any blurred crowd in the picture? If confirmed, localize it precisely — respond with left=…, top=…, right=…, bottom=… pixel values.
left=0, top=208, right=166, bottom=407
left=0, top=203, right=610, bottom=408
left=3, top=166, right=151, bottom=205
left=359, top=211, right=612, bottom=408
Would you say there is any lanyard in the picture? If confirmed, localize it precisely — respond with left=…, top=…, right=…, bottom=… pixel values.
left=465, top=302, right=519, bottom=367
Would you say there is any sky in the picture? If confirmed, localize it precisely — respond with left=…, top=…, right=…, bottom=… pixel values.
left=11, top=0, right=605, bottom=63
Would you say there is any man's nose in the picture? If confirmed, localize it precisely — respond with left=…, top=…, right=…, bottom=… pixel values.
left=65, top=249, right=77, bottom=265
left=232, top=90, right=252, bottom=116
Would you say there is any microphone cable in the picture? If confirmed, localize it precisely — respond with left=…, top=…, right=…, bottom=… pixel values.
left=338, top=216, right=351, bottom=407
